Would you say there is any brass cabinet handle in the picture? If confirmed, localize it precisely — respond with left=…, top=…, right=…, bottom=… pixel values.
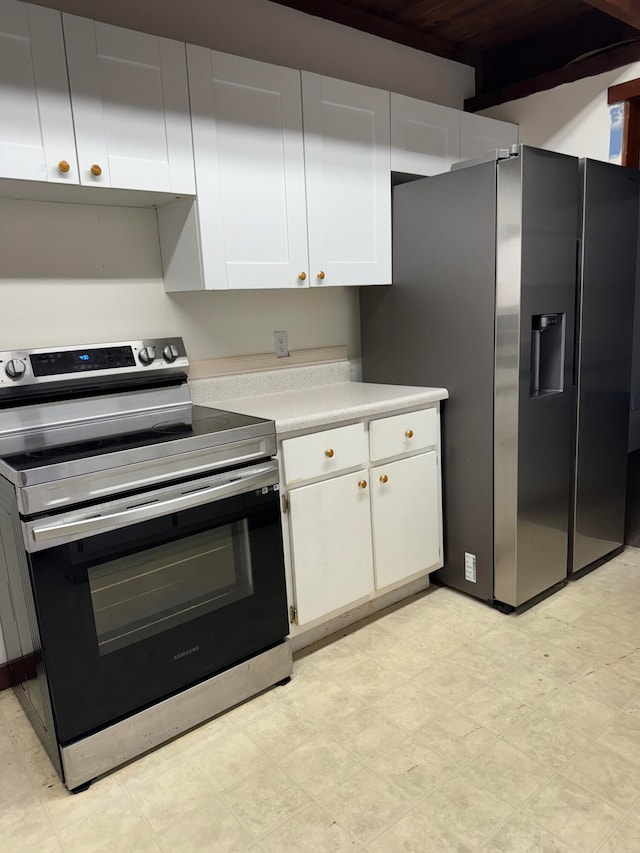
left=324, top=448, right=334, bottom=458
left=358, top=479, right=367, bottom=490
left=298, top=272, right=307, bottom=281
left=90, top=164, right=102, bottom=176
left=379, top=474, right=388, bottom=483
left=57, top=160, right=71, bottom=173
left=317, top=271, right=325, bottom=280
left=405, top=429, right=414, bottom=438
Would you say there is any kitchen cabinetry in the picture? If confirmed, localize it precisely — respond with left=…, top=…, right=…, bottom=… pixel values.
left=281, top=405, right=443, bottom=632
left=0, top=1, right=76, bottom=183
left=179, top=49, right=308, bottom=290
left=461, top=111, right=518, bottom=160
left=302, top=73, right=391, bottom=287
left=391, top=93, right=461, bottom=176
left=391, top=93, right=518, bottom=177
left=0, top=1, right=194, bottom=193
left=63, top=15, right=194, bottom=193
left=371, top=452, right=440, bottom=589
left=161, top=56, right=391, bottom=291
left=288, top=470, right=374, bottom=625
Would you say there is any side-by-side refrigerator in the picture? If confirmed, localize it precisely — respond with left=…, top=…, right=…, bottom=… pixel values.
left=360, top=146, right=639, bottom=609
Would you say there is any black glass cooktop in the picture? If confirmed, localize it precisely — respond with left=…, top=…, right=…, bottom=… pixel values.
left=1, top=406, right=271, bottom=473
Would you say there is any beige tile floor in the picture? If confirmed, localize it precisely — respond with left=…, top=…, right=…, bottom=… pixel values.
left=2, top=549, right=640, bottom=852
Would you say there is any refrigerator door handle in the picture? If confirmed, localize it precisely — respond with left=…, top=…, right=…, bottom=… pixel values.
left=573, top=237, right=582, bottom=389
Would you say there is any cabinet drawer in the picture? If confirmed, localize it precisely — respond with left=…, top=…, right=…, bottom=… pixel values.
left=282, top=423, right=367, bottom=485
left=370, top=408, right=437, bottom=461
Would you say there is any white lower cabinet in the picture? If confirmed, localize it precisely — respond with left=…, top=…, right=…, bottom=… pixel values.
left=282, top=404, right=444, bottom=634
left=288, top=470, right=374, bottom=626
left=371, top=452, right=441, bottom=590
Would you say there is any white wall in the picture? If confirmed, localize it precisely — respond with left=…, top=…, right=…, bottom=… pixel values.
left=482, top=64, right=640, bottom=451
left=480, top=63, right=640, bottom=160
left=0, top=200, right=361, bottom=359
left=32, top=0, right=473, bottom=109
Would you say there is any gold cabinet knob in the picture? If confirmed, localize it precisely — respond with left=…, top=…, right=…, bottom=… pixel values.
left=405, top=429, right=414, bottom=439
left=298, top=272, right=307, bottom=281
left=358, top=479, right=367, bottom=490
left=324, top=448, right=334, bottom=458
left=90, top=164, right=102, bottom=176
left=57, top=160, right=71, bottom=173
left=317, top=271, right=325, bottom=280
left=379, top=474, right=388, bottom=483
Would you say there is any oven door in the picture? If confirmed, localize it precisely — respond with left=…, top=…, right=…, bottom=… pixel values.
left=23, top=461, right=288, bottom=745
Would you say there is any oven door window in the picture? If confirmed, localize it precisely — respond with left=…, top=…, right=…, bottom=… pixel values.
left=89, top=522, right=253, bottom=655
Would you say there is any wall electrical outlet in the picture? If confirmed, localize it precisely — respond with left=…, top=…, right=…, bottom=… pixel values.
left=274, top=330, right=289, bottom=358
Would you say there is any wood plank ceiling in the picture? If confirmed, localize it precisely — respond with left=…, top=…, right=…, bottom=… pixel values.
left=269, top=0, right=640, bottom=109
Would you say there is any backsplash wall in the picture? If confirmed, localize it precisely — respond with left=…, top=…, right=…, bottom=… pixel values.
left=0, top=198, right=361, bottom=360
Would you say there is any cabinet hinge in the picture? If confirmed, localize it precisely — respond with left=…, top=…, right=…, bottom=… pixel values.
left=281, top=494, right=289, bottom=513
left=289, top=605, right=297, bottom=624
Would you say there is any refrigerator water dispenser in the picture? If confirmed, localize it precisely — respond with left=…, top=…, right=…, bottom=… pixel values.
left=530, top=313, right=565, bottom=396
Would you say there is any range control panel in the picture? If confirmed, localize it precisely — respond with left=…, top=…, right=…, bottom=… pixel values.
left=0, top=338, right=187, bottom=386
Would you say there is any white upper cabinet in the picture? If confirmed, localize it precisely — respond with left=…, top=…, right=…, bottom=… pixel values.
left=62, top=14, right=194, bottom=193
left=0, top=1, right=77, bottom=183
left=162, top=61, right=393, bottom=291
left=390, top=93, right=461, bottom=177
left=460, top=111, right=518, bottom=161
left=302, top=73, right=391, bottom=287
left=187, top=48, right=308, bottom=289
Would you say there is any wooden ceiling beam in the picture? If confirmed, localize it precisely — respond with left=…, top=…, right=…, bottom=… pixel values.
left=608, top=76, right=640, bottom=102
left=582, top=0, right=640, bottom=29
left=267, top=0, right=479, bottom=66
left=466, top=37, right=640, bottom=111
left=478, top=10, right=636, bottom=93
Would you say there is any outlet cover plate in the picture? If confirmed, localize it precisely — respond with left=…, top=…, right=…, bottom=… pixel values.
left=274, top=330, right=289, bottom=358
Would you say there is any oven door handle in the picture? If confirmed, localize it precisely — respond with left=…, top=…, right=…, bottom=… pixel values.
left=26, top=462, right=278, bottom=550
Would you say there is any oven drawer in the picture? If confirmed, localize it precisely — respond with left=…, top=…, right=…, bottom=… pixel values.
left=282, top=423, right=367, bottom=485
left=369, top=408, right=437, bottom=461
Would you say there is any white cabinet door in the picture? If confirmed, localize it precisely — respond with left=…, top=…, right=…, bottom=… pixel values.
left=302, top=72, right=391, bottom=287
left=371, top=452, right=441, bottom=590
left=63, top=14, right=194, bottom=193
left=188, top=48, right=309, bottom=290
left=391, top=93, right=461, bottom=176
left=289, top=470, right=374, bottom=625
left=460, top=112, right=518, bottom=161
left=0, top=1, right=77, bottom=183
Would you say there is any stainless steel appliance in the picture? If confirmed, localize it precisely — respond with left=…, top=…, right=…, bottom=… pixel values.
left=0, top=338, right=291, bottom=791
left=572, top=159, right=639, bottom=574
left=360, top=145, right=639, bottom=609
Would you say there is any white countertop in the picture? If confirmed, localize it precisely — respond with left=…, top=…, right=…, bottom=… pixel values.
left=217, top=381, right=448, bottom=433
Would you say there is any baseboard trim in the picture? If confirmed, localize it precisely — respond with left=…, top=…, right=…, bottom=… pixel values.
left=0, top=661, right=11, bottom=692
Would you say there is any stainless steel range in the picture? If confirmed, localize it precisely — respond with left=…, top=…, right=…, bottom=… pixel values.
left=0, top=338, right=291, bottom=792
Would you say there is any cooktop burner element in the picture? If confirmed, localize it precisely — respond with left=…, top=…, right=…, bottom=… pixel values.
left=2, top=407, right=266, bottom=476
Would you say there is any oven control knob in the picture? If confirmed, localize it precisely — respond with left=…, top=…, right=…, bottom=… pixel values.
left=162, top=344, right=180, bottom=363
left=138, top=346, right=156, bottom=366
left=5, top=359, right=26, bottom=380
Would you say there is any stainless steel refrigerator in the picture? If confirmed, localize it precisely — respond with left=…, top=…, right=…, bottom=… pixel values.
left=360, top=145, right=639, bottom=609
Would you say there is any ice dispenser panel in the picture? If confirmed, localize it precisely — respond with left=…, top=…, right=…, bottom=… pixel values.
left=530, top=313, right=565, bottom=397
